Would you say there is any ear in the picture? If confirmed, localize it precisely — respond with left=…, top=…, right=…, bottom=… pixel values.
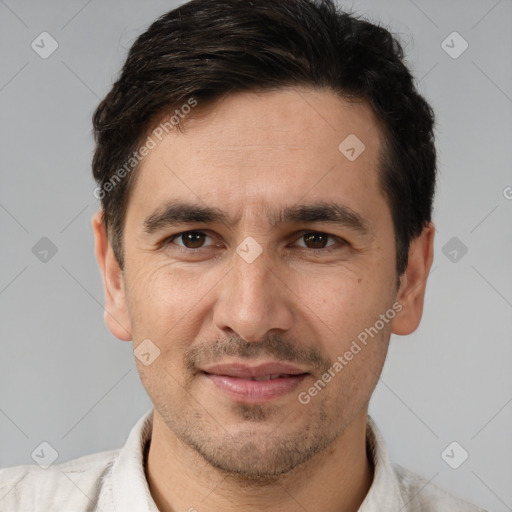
left=92, top=210, right=132, bottom=341
left=391, top=222, right=435, bottom=336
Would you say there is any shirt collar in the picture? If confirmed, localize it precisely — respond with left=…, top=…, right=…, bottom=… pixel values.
left=111, top=409, right=158, bottom=512
left=110, top=409, right=405, bottom=511
left=358, top=415, right=407, bottom=511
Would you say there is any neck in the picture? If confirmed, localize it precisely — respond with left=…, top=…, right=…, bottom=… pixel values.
left=146, top=408, right=374, bottom=512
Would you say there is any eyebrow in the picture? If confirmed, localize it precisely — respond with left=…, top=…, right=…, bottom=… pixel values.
left=142, top=200, right=371, bottom=237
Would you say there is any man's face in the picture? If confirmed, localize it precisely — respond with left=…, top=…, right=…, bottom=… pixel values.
left=110, top=88, right=404, bottom=478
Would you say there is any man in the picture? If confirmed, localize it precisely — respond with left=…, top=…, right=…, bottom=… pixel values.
left=0, top=0, right=486, bottom=510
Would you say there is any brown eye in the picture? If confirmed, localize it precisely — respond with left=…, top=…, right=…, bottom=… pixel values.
left=177, top=231, right=207, bottom=249
left=303, top=232, right=331, bottom=249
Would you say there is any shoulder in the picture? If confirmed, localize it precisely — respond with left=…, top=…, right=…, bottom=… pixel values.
left=392, top=462, right=488, bottom=512
left=0, top=448, right=120, bottom=511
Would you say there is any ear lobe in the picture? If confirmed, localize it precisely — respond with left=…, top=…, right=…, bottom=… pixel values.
left=391, top=222, right=435, bottom=336
left=92, top=210, right=132, bottom=341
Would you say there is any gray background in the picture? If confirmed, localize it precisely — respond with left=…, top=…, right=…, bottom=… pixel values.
left=0, top=0, right=510, bottom=510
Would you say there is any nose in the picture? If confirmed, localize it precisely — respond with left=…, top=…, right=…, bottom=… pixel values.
left=212, top=250, right=295, bottom=343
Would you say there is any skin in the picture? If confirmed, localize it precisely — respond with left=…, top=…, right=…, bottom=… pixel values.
left=93, top=87, right=434, bottom=512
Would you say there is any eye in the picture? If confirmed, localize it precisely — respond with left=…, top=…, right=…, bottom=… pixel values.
left=294, top=232, right=344, bottom=251
left=162, top=230, right=346, bottom=254
left=166, top=231, right=216, bottom=249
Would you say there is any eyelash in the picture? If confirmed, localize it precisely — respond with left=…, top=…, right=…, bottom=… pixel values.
left=162, top=230, right=347, bottom=254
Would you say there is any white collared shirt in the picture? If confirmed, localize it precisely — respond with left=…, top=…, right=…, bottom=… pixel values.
left=0, top=410, right=487, bottom=511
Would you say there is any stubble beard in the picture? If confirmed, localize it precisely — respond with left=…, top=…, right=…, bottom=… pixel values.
left=158, top=395, right=346, bottom=486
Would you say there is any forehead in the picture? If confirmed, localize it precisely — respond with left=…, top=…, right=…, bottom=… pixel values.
left=126, top=87, right=389, bottom=231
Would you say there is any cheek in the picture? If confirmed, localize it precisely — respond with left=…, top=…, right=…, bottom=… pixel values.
left=307, top=276, right=393, bottom=410
left=290, top=264, right=394, bottom=344
left=125, top=262, right=218, bottom=345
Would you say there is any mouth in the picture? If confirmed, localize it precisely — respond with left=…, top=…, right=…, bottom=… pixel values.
left=200, top=361, right=310, bottom=403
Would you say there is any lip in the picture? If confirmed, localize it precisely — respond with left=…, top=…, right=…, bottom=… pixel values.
left=201, top=361, right=310, bottom=403
left=202, top=361, right=308, bottom=378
